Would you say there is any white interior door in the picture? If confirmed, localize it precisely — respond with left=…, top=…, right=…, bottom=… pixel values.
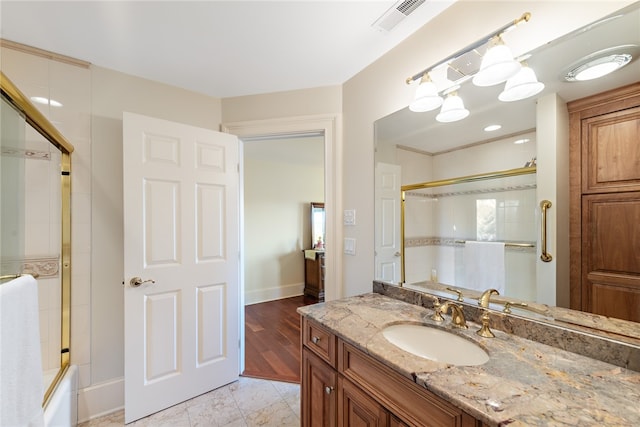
left=123, top=112, right=240, bottom=423
left=375, top=162, right=402, bottom=284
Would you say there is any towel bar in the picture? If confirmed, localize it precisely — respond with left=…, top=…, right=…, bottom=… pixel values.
left=454, top=240, right=535, bottom=248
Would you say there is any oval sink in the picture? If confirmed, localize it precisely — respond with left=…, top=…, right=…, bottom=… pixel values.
left=382, top=324, right=489, bottom=366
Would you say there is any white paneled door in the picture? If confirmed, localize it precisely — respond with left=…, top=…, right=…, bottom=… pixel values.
left=123, top=113, right=240, bottom=423
left=375, top=162, right=402, bottom=284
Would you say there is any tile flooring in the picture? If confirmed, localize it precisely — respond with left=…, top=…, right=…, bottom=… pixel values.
left=79, top=377, right=300, bottom=427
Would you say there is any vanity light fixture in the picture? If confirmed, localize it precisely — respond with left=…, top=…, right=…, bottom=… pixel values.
left=484, top=124, right=502, bottom=132
left=406, top=12, right=531, bottom=118
left=436, top=92, right=469, bottom=123
left=563, top=45, right=637, bottom=82
left=409, top=74, right=443, bottom=112
left=499, top=62, right=545, bottom=102
left=472, top=36, right=521, bottom=87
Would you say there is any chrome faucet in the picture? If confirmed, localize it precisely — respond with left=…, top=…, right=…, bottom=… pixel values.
left=438, top=301, right=468, bottom=329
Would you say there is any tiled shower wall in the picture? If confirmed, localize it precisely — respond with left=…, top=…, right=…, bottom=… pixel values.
left=1, top=46, right=92, bottom=385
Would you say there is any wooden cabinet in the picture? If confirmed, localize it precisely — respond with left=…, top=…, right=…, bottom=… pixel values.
left=338, top=376, right=389, bottom=427
left=303, top=348, right=337, bottom=427
left=301, top=317, right=482, bottom=427
left=304, top=250, right=325, bottom=301
left=569, top=82, right=640, bottom=322
left=302, top=318, right=338, bottom=427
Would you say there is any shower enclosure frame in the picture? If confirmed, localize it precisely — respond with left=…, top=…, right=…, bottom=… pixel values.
left=1, top=71, right=74, bottom=407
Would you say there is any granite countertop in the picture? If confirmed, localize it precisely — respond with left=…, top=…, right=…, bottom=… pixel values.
left=298, top=293, right=640, bottom=427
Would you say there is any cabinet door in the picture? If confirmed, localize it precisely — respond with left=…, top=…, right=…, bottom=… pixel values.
left=338, top=377, right=389, bottom=427
left=582, top=192, right=640, bottom=321
left=582, top=106, right=640, bottom=193
left=302, top=348, right=337, bottom=427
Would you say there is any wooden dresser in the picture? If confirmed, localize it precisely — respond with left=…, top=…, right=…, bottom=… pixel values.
left=303, top=250, right=325, bottom=301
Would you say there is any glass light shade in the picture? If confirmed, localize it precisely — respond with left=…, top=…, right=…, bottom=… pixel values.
left=569, top=54, right=632, bottom=81
left=436, top=94, right=469, bottom=123
left=473, top=44, right=522, bottom=87
left=499, top=66, right=545, bottom=102
left=409, top=79, right=443, bottom=112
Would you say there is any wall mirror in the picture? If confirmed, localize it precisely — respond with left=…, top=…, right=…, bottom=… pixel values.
left=310, top=202, right=325, bottom=250
left=374, top=3, right=640, bottom=340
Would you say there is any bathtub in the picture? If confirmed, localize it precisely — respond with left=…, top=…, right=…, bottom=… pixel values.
left=43, top=365, right=78, bottom=427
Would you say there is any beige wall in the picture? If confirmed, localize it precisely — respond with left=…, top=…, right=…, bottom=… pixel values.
left=222, top=86, right=342, bottom=123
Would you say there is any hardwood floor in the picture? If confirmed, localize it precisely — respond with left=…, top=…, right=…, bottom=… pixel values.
left=243, top=295, right=317, bottom=383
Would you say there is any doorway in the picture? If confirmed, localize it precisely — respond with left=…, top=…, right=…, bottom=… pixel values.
left=242, top=133, right=324, bottom=304
left=222, top=113, right=342, bottom=380
left=241, top=133, right=324, bottom=382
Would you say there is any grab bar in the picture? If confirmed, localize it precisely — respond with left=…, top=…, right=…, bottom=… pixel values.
left=540, top=200, right=552, bottom=262
left=0, top=272, right=40, bottom=283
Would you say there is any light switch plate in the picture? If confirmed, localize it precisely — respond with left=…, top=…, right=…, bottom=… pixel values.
left=344, top=238, right=356, bottom=255
left=343, top=209, right=356, bottom=225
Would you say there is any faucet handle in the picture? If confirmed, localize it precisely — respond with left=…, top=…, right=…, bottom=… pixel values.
left=476, top=310, right=495, bottom=338
left=424, top=294, right=444, bottom=322
left=503, top=301, right=528, bottom=314
left=478, top=288, right=499, bottom=308
left=445, top=287, right=464, bottom=302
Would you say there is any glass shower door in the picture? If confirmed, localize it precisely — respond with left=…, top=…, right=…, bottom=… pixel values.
left=1, top=96, right=27, bottom=276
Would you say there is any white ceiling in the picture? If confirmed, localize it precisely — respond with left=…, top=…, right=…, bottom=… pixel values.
left=0, top=0, right=455, bottom=98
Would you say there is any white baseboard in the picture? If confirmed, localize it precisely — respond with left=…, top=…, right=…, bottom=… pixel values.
left=244, top=283, right=304, bottom=305
left=77, top=377, right=124, bottom=423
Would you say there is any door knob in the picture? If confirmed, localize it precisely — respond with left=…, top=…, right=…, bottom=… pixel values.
left=129, top=277, right=155, bottom=287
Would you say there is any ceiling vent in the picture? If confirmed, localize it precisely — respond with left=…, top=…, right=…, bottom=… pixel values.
left=372, top=0, right=427, bottom=32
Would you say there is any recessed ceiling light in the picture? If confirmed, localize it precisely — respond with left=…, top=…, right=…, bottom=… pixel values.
left=514, top=138, right=530, bottom=145
left=30, top=96, right=63, bottom=107
left=484, top=124, right=501, bottom=132
left=562, top=45, right=638, bottom=82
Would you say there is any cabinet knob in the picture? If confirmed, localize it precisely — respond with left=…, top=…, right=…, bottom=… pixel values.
left=325, top=386, right=334, bottom=395
left=311, top=336, right=321, bottom=344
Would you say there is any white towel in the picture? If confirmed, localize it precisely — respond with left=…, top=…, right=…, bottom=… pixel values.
left=463, top=241, right=505, bottom=294
left=304, top=250, right=317, bottom=260
left=0, top=275, right=45, bottom=427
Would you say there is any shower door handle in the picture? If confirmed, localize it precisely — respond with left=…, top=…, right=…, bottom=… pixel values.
left=540, top=200, right=552, bottom=262
left=129, top=276, right=156, bottom=287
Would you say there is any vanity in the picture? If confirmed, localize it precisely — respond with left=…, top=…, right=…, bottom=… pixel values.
left=299, top=290, right=640, bottom=426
